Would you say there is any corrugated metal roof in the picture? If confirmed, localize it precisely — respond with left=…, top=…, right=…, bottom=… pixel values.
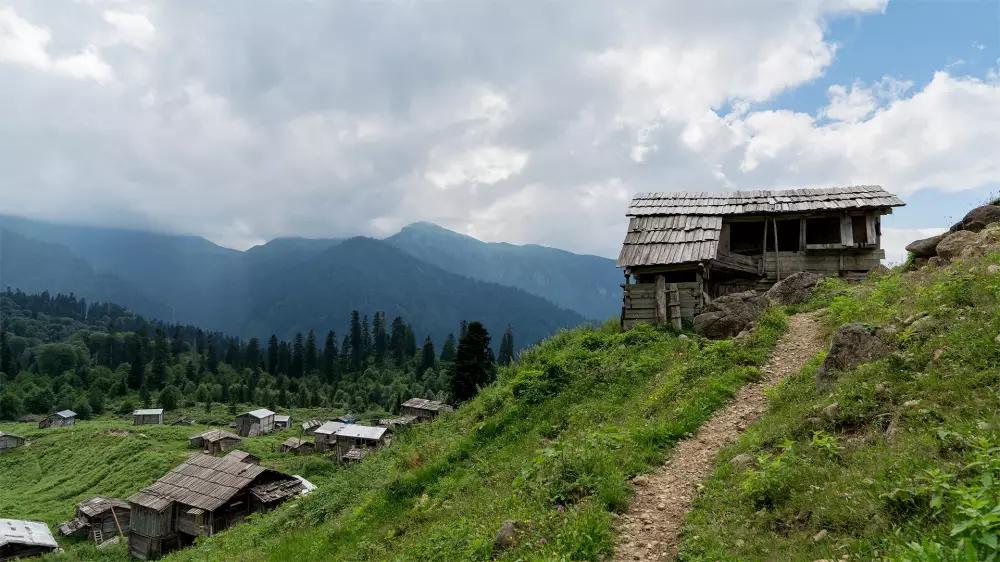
left=191, top=429, right=241, bottom=443
left=133, top=409, right=163, bottom=416
left=0, top=519, right=58, bottom=549
left=54, top=410, right=76, bottom=418
left=274, top=415, right=290, bottom=423
left=628, top=185, right=904, bottom=216
left=128, top=452, right=272, bottom=512
left=314, top=421, right=347, bottom=435
left=335, top=425, right=387, bottom=441
left=242, top=408, right=275, bottom=419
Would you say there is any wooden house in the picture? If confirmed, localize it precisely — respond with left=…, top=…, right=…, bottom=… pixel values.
left=234, top=408, right=276, bottom=437
left=127, top=451, right=305, bottom=560
left=58, top=497, right=130, bottom=545
left=280, top=437, right=314, bottom=454
left=333, top=425, right=387, bottom=462
left=38, top=409, right=76, bottom=429
left=273, top=415, right=291, bottom=430
left=0, top=432, right=25, bottom=453
left=300, top=419, right=322, bottom=435
left=312, top=421, right=346, bottom=452
left=341, top=447, right=370, bottom=463
left=0, top=519, right=59, bottom=561
left=617, top=186, right=905, bottom=328
left=133, top=408, right=164, bottom=425
left=400, top=398, right=452, bottom=421
left=189, top=429, right=242, bottom=455
left=378, top=415, right=417, bottom=431
left=223, top=450, right=259, bottom=465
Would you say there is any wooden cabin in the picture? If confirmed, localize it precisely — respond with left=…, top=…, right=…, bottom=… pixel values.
left=273, top=415, right=291, bottom=430
left=333, top=425, right=387, bottom=462
left=189, top=429, right=242, bottom=455
left=234, top=408, right=276, bottom=437
left=300, top=419, right=322, bottom=435
left=400, top=398, right=452, bottom=421
left=133, top=408, right=164, bottom=425
left=0, top=519, right=58, bottom=560
left=313, top=421, right=346, bottom=452
left=378, top=415, right=418, bottom=431
left=618, top=186, right=904, bottom=328
left=58, top=497, right=130, bottom=545
left=0, top=432, right=25, bottom=453
left=38, top=409, right=76, bottom=429
left=280, top=437, right=315, bottom=454
left=127, top=451, right=304, bottom=560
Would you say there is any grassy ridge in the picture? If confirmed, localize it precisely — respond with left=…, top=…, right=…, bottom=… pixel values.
left=680, top=245, right=1000, bottom=560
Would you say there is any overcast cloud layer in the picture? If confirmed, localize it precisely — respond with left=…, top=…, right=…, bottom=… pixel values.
left=1, top=0, right=998, bottom=259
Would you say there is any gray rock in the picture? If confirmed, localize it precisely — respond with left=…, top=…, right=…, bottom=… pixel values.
left=867, top=264, right=891, bottom=279
left=905, top=233, right=947, bottom=258
left=822, top=403, right=840, bottom=420
left=729, top=453, right=755, bottom=468
left=936, top=230, right=979, bottom=262
left=693, top=290, right=769, bottom=340
left=817, top=323, right=891, bottom=389
left=908, top=315, right=936, bottom=335
left=765, top=271, right=825, bottom=305
left=950, top=205, right=1000, bottom=233
left=493, top=520, right=527, bottom=554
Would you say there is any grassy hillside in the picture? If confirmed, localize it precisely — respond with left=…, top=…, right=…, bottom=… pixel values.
left=680, top=237, right=1000, bottom=560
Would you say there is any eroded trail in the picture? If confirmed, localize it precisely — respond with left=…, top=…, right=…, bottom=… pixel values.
left=614, top=311, right=824, bottom=562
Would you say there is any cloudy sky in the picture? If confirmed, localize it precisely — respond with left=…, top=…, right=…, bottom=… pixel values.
left=1, top=0, right=998, bottom=263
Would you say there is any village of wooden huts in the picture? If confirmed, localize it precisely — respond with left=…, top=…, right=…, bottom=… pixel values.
left=133, top=408, right=164, bottom=425
left=617, top=185, right=904, bottom=327
left=234, top=408, right=276, bottom=437
left=280, top=437, right=315, bottom=454
left=400, top=398, right=453, bottom=420
left=0, top=432, right=25, bottom=453
left=38, top=409, right=76, bottom=429
left=127, top=450, right=308, bottom=560
left=0, top=519, right=59, bottom=561
left=189, top=429, right=242, bottom=454
left=273, top=414, right=291, bottom=430
left=58, top=496, right=130, bottom=545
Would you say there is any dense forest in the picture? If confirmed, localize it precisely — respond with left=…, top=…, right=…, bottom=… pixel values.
left=0, top=289, right=516, bottom=421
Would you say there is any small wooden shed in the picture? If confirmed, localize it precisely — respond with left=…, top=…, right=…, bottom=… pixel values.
left=273, top=415, right=291, bottom=430
left=313, top=421, right=347, bottom=452
left=400, top=398, right=452, bottom=421
left=0, top=432, right=25, bottom=453
left=300, top=420, right=322, bottom=435
left=133, top=408, right=164, bottom=425
left=378, top=415, right=417, bottom=431
left=57, top=496, right=130, bottom=544
left=38, top=410, right=76, bottom=429
left=618, top=186, right=905, bottom=328
left=234, top=408, right=276, bottom=437
left=0, top=519, right=58, bottom=560
left=280, top=437, right=315, bottom=454
left=333, top=425, right=387, bottom=462
left=189, top=429, right=242, bottom=454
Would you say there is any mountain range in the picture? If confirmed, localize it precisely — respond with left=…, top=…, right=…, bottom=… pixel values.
left=0, top=214, right=621, bottom=348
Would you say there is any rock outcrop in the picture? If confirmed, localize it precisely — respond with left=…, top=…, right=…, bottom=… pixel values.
left=935, top=230, right=980, bottom=262
left=693, top=290, right=768, bottom=340
left=950, top=204, right=1000, bottom=233
left=765, top=271, right=825, bottom=305
left=816, top=323, right=891, bottom=389
left=904, top=233, right=947, bottom=258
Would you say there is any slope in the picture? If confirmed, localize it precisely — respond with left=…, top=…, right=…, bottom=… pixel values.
left=386, top=222, right=621, bottom=321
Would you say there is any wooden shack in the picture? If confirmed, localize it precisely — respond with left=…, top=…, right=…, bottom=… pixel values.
left=336, top=414, right=358, bottom=424
left=300, top=419, right=322, bottom=435
left=189, top=429, right=242, bottom=455
left=58, top=497, right=130, bottom=545
left=333, top=425, right=387, bottom=462
left=618, top=186, right=905, bottom=328
left=127, top=451, right=304, bottom=560
left=133, top=408, right=164, bottom=425
left=313, top=421, right=346, bottom=452
left=0, top=519, right=59, bottom=560
left=234, top=408, right=276, bottom=437
left=280, top=437, right=314, bottom=454
left=400, top=398, right=452, bottom=421
left=273, top=415, right=291, bottom=430
left=38, top=409, right=76, bottom=429
left=0, top=432, right=25, bottom=453
left=378, top=415, right=417, bottom=431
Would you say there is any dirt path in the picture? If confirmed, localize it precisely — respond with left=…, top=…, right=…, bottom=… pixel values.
left=614, top=311, right=824, bottom=562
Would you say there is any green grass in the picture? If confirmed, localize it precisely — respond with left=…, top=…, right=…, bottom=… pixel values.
left=679, top=244, right=1000, bottom=561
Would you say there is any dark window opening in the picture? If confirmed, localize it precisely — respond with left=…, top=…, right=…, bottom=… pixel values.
left=851, top=215, right=869, bottom=245
left=806, top=217, right=841, bottom=245
left=635, top=270, right=696, bottom=283
left=729, top=221, right=765, bottom=255
left=765, top=219, right=801, bottom=252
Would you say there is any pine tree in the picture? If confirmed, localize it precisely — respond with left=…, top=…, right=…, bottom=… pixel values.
left=389, top=317, right=406, bottom=365
left=127, top=336, right=145, bottom=390
left=278, top=341, right=291, bottom=375
left=291, top=333, right=305, bottom=377
left=245, top=337, right=262, bottom=370
left=304, top=330, right=318, bottom=374
left=404, top=326, right=417, bottom=359
left=459, top=320, right=469, bottom=340
left=349, top=311, right=363, bottom=370
left=361, top=315, right=372, bottom=358
left=420, top=336, right=436, bottom=373
left=373, top=312, right=387, bottom=363
left=498, top=326, right=515, bottom=366
left=440, top=333, right=457, bottom=362
left=449, top=322, right=495, bottom=402
left=0, top=331, right=12, bottom=374
left=149, top=328, right=169, bottom=389
left=322, top=330, right=338, bottom=383
left=267, top=335, right=279, bottom=374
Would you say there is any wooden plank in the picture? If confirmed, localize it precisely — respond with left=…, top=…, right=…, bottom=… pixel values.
left=668, top=283, right=682, bottom=330
left=655, top=275, right=667, bottom=325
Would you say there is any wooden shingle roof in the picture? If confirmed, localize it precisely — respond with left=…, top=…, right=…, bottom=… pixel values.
left=628, top=185, right=903, bottom=216
left=192, top=429, right=241, bottom=443
left=76, top=496, right=129, bottom=518
left=401, top=398, right=451, bottom=412
left=128, top=452, right=271, bottom=512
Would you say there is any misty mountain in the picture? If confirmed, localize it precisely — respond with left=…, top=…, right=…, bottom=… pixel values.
left=387, top=222, right=621, bottom=320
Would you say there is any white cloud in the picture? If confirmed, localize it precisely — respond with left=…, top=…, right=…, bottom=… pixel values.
left=102, top=10, right=155, bottom=50
left=0, top=6, right=112, bottom=83
left=425, top=146, right=529, bottom=190
left=881, top=227, right=947, bottom=264
left=821, top=77, right=912, bottom=122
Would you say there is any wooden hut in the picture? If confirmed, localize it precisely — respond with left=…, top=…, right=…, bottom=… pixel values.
left=336, top=414, right=358, bottom=424
left=313, top=421, right=346, bottom=452
left=333, top=425, right=387, bottom=462
left=378, top=415, right=417, bottom=431
left=400, top=398, right=452, bottom=421
left=0, top=519, right=58, bottom=560
left=280, top=437, right=314, bottom=454
left=223, top=450, right=259, bottom=465
left=127, top=451, right=305, bottom=560
left=58, top=497, right=130, bottom=545
left=618, top=186, right=905, bottom=328
left=300, top=420, right=322, bottom=435
left=234, top=408, right=276, bottom=437
left=133, top=408, right=164, bottom=425
left=0, top=432, right=25, bottom=453
left=38, top=409, right=76, bottom=429
left=189, top=429, right=242, bottom=455
left=273, top=415, right=291, bottom=430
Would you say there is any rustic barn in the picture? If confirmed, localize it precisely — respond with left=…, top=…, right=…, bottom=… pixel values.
left=38, top=409, right=76, bottom=429
left=280, top=437, right=314, bottom=454
left=58, top=496, right=130, bottom=545
left=400, top=398, right=452, bottom=421
left=0, top=432, right=25, bottom=453
left=300, top=419, right=322, bottom=435
left=333, top=425, right=387, bottom=462
left=273, top=415, right=291, bottom=430
left=618, top=186, right=905, bottom=328
left=133, top=408, right=164, bottom=425
left=189, top=429, right=242, bottom=455
left=127, top=451, right=304, bottom=560
left=0, top=519, right=58, bottom=561
left=234, top=408, right=276, bottom=437
left=313, top=421, right=347, bottom=452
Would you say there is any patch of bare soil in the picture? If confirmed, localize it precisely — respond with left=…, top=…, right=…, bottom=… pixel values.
left=614, top=311, right=824, bottom=561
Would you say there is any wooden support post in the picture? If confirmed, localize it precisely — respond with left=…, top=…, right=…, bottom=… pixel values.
left=668, top=283, right=682, bottom=330
left=772, top=218, right=781, bottom=281
left=110, top=506, right=124, bottom=537
left=761, top=218, right=769, bottom=278
left=799, top=217, right=807, bottom=251
left=655, top=275, right=667, bottom=325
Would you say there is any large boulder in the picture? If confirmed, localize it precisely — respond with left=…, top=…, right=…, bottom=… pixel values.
left=935, top=230, right=980, bottom=262
left=493, top=520, right=528, bottom=555
left=905, top=233, right=947, bottom=258
left=765, top=271, right=825, bottom=305
left=816, top=323, right=891, bottom=389
left=950, top=204, right=1000, bottom=233
left=693, top=290, right=768, bottom=339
